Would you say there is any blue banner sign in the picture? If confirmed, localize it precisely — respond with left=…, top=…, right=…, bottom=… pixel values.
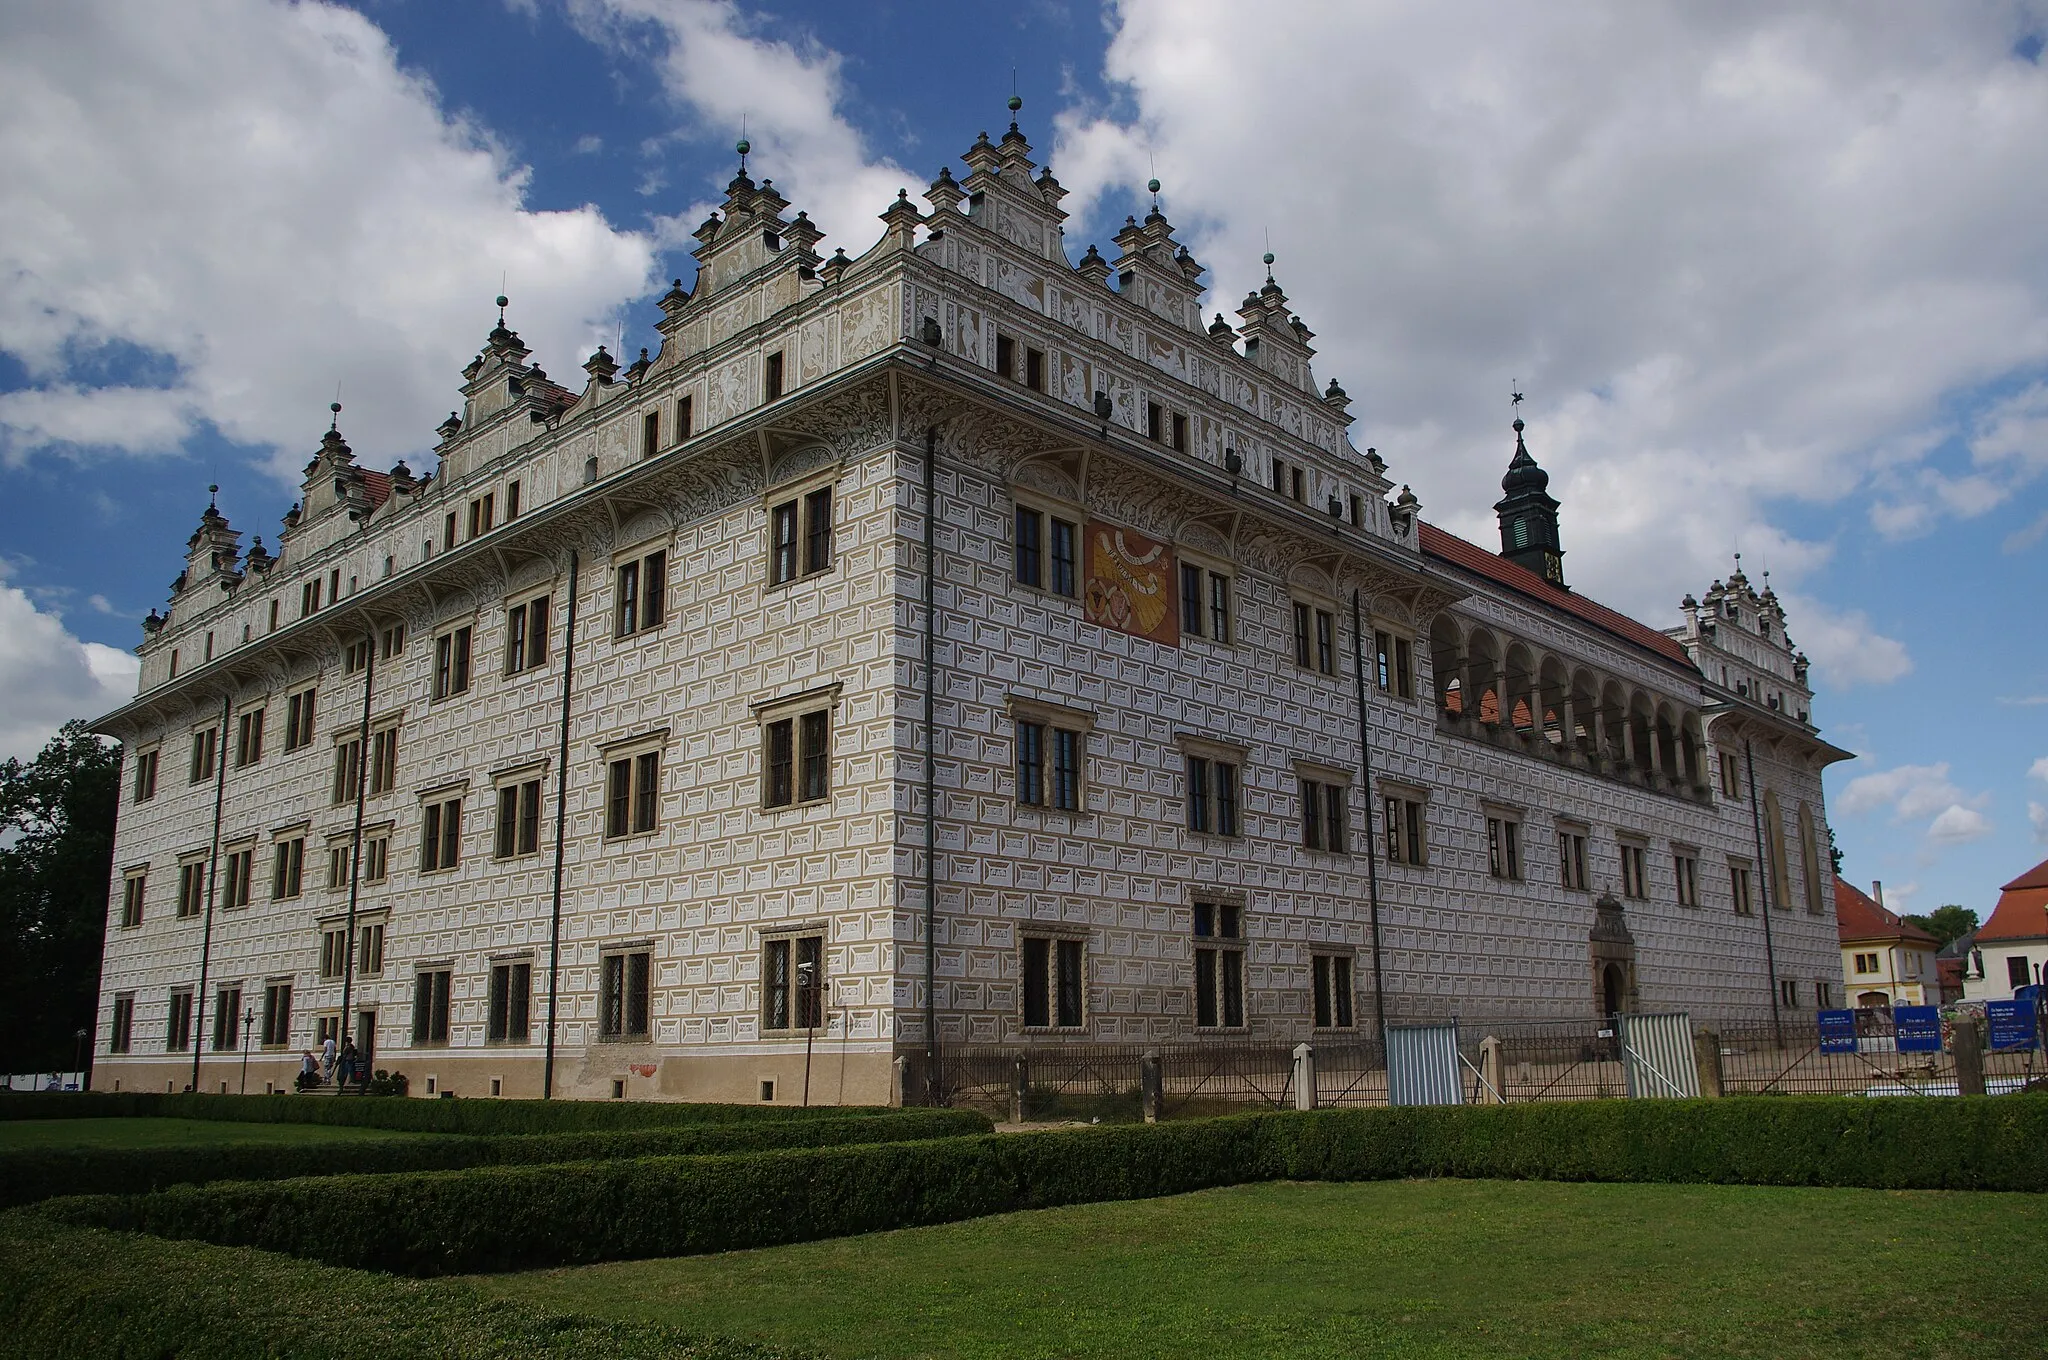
left=1893, top=1005, right=1943, bottom=1053
left=1817, top=1009, right=1858, bottom=1054
left=1987, top=999, right=2038, bottom=1052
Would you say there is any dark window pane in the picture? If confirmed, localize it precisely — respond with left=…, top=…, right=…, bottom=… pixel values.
left=1014, top=507, right=1042, bottom=587
left=1217, top=763, right=1239, bottom=836
left=765, top=939, right=791, bottom=1029
left=1056, top=939, right=1083, bottom=1027
left=1018, top=721, right=1043, bottom=805
left=635, top=751, right=659, bottom=832
left=1222, top=950, right=1244, bottom=1027
left=771, top=502, right=798, bottom=584
left=804, top=488, right=832, bottom=574
left=1049, top=519, right=1076, bottom=597
left=767, top=720, right=793, bottom=807
left=1180, top=564, right=1202, bottom=636
left=799, top=711, right=829, bottom=801
left=608, top=759, right=630, bottom=837
left=1051, top=728, right=1079, bottom=811
left=1023, top=937, right=1050, bottom=1027
left=1195, top=949, right=1217, bottom=1027
left=1187, top=755, right=1209, bottom=831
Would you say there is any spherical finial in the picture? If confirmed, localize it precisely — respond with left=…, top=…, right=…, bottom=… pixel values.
left=736, top=137, right=750, bottom=157
left=1147, top=178, right=1161, bottom=195
left=495, top=295, right=508, bottom=309
left=209, top=483, right=219, bottom=496
left=331, top=402, right=342, bottom=415
left=1262, top=251, right=1275, bottom=266
left=1512, top=417, right=1524, bottom=433
left=1007, top=95, right=1022, bottom=113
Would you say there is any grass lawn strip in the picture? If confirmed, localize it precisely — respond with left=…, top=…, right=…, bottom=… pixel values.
left=0, top=1117, right=429, bottom=1150
left=476, top=1178, right=2048, bottom=1360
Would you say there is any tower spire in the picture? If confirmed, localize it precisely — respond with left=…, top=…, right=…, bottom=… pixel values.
left=1494, top=397, right=1566, bottom=588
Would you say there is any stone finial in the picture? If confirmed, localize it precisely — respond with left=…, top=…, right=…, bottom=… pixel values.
left=879, top=188, right=923, bottom=248
left=926, top=165, right=964, bottom=215
left=583, top=344, right=619, bottom=386
left=437, top=411, right=462, bottom=442
left=1075, top=243, right=1111, bottom=288
left=623, top=347, right=652, bottom=383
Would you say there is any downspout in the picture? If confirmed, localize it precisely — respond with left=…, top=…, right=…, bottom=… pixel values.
left=189, top=694, right=230, bottom=1093
left=1745, top=739, right=1783, bottom=1045
left=542, top=550, right=579, bottom=1098
left=338, top=626, right=376, bottom=1058
left=921, top=428, right=940, bottom=1103
left=1348, top=592, right=1388, bottom=1033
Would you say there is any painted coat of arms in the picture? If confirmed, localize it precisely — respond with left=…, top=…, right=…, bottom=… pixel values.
left=1083, top=520, right=1179, bottom=647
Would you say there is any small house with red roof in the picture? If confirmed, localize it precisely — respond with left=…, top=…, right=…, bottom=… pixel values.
left=1835, top=878, right=1939, bottom=1008
left=1962, top=855, right=2048, bottom=1002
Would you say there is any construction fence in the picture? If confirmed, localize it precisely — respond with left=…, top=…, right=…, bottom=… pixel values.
left=900, top=1005, right=2046, bottom=1121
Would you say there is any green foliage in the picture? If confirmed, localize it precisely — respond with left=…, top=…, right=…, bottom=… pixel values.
left=0, top=1109, right=990, bottom=1207
left=1903, top=904, right=1979, bottom=949
left=0, top=1088, right=911, bottom=1132
left=0, top=722, right=120, bottom=1074
left=0, top=1212, right=810, bottom=1360
left=39, top=1097, right=2046, bottom=1277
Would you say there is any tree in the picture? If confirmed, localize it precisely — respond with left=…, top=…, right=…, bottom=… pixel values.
left=0, top=721, right=120, bottom=1074
left=1903, top=905, right=1979, bottom=951
left=1826, top=826, right=1844, bottom=876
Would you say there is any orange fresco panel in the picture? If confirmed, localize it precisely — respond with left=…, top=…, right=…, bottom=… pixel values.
left=1083, top=520, right=1179, bottom=647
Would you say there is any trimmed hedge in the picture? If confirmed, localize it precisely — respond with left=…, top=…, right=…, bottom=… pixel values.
left=0, top=1212, right=809, bottom=1360
left=0, top=1108, right=990, bottom=1208
left=0, top=1088, right=902, bottom=1133
left=39, top=1096, right=2048, bottom=1276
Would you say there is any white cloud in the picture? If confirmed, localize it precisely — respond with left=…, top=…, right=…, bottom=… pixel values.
left=1928, top=804, right=1995, bottom=845
left=566, top=0, right=913, bottom=261
left=0, top=1, right=658, bottom=480
left=1839, top=762, right=1996, bottom=848
left=2030, top=801, right=2048, bottom=844
left=1779, top=593, right=1912, bottom=689
left=0, top=579, right=139, bottom=761
left=2030, top=756, right=2048, bottom=782
left=1051, top=2, right=2048, bottom=624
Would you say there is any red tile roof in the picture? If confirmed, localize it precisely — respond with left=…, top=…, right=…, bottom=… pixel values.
left=1834, top=879, right=1938, bottom=946
left=359, top=470, right=392, bottom=514
left=1418, top=522, right=1697, bottom=669
left=1976, top=854, right=2048, bottom=943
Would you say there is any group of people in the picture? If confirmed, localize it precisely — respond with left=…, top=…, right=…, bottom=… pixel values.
left=296, top=1034, right=367, bottom=1092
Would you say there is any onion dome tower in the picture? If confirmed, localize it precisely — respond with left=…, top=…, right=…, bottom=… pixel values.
left=1495, top=414, right=1565, bottom=588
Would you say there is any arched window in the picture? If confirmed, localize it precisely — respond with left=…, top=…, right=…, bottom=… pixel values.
left=1797, top=803, right=1823, bottom=914
left=1763, top=790, right=1790, bottom=911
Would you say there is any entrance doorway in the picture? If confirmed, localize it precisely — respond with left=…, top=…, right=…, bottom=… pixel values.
left=1602, top=963, right=1626, bottom=1019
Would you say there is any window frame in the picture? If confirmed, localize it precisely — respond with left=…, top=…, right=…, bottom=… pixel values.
left=1291, top=599, right=1338, bottom=676
left=220, top=843, right=255, bottom=910
left=486, top=957, right=533, bottom=1043
left=762, top=931, right=826, bottom=1032
left=411, top=968, right=452, bottom=1046
left=109, top=993, right=135, bottom=1055
left=1179, top=736, right=1245, bottom=838
left=1312, top=953, right=1356, bottom=1030
left=233, top=707, right=265, bottom=768
left=259, top=980, right=293, bottom=1049
left=765, top=472, right=838, bottom=589
left=1192, top=901, right=1247, bottom=1030
left=504, top=592, right=551, bottom=675
left=1372, top=627, right=1416, bottom=701
left=1618, top=837, right=1650, bottom=900
left=1021, top=932, right=1087, bottom=1030
left=1729, top=857, right=1755, bottom=916
left=1673, top=848, right=1701, bottom=907
left=1011, top=492, right=1082, bottom=600
left=132, top=747, right=159, bottom=803
left=420, top=792, right=464, bottom=874
left=1485, top=811, right=1523, bottom=881
left=493, top=770, right=545, bottom=859
left=613, top=544, right=669, bottom=638
left=599, top=947, right=653, bottom=1041
left=1009, top=697, right=1093, bottom=815
left=165, top=988, right=194, bottom=1052
left=119, top=868, right=147, bottom=929
left=188, top=725, right=218, bottom=785
left=602, top=737, right=664, bottom=840
left=431, top=624, right=474, bottom=700
left=1176, top=551, right=1235, bottom=645
left=1298, top=764, right=1352, bottom=854
left=756, top=687, right=841, bottom=811
left=1381, top=783, right=1430, bottom=867
left=176, top=856, right=205, bottom=919
left=270, top=833, right=305, bottom=902
left=283, top=688, right=316, bottom=751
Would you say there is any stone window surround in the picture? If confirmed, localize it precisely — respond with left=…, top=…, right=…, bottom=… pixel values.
left=752, top=681, right=844, bottom=811
left=1008, top=485, right=1084, bottom=602
left=761, top=465, right=841, bottom=592
left=599, top=729, right=669, bottom=842
left=1007, top=694, right=1096, bottom=817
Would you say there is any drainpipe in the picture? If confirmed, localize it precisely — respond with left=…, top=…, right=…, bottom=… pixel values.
left=542, top=550, right=579, bottom=1099
left=189, top=694, right=231, bottom=1093
left=338, top=626, right=376, bottom=1063
left=922, top=428, right=940, bottom=1102
left=1745, top=739, right=1783, bottom=1045
left=1348, top=592, right=1388, bottom=1033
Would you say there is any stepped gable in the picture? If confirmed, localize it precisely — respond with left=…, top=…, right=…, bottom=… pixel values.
left=1834, top=880, right=1937, bottom=946
left=1976, top=855, right=2048, bottom=943
left=1419, top=520, right=1694, bottom=669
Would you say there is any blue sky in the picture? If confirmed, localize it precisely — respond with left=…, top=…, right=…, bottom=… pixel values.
left=1, top=1, right=2043, bottom=918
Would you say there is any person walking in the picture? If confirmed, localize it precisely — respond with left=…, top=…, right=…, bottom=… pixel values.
left=321, top=1032, right=337, bottom=1084
left=337, top=1036, right=359, bottom=1092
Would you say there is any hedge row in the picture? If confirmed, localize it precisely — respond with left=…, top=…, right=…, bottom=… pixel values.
left=0, top=1212, right=809, bottom=1360
left=41, top=1096, right=2048, bottom=1276
left=0, top=1088, right=899, bottom=1133
left=0, top=1108, right=990, bottom=1208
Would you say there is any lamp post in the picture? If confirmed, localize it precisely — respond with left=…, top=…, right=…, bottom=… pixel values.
left=797, top=960, right=817, bottom=1108
left=72, top=1027, right=87, bottom=1090
left=239, top=1005, right=255, bottom=1095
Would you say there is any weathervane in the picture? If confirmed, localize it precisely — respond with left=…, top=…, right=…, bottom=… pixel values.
left=1511, top=381, right=1524, bottom=412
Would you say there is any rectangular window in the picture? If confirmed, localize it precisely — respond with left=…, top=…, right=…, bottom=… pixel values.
left=320, top=926, right=349, bottom=980
left=1350, top=494, right=1364, bottom=526
left=235, top=709, right=264, bottom=767
left=177, top=861, right=204, bottom=918
left=763, top=935, right=824, bottom=1030
left=1016, top=719, right=1081, bottom=812
left=1854, top=952, right=1879, bottom=975
left=166, top=990, right=193, bottom=1052
left=1316, top=609, right=1336, bottom=675
left=327, top=842, right=349, bottom=889
left=1731, top=862, right=1754, bottom=916
left=2007, top=955, right=2030, bottom=989
left=1025, top=346, right=1045, bottom=392
left=260, top=982, right=292, bottom=1047
left=284, top=689, right=316, bottom=751
left=133, top=749, right=158, bottom=803
left=496, top=778, right=543, bottom=857
left=614, top=550, right=668, bottom=636
left=799, top=710, right=829, bottom=802
left=363, top=833, right=388, bottom=884
left=443, top=511, right=457, bottom=551
left=1620, top=843, right=1648, bottom=899
left=1674, top=852, right=1700, bottom=907
left=804, top=487, right=833, bottom=575
left=189, top=727, right=217, bottom=784
left=269, top=599, right=280, bottom=632
left=1302, top=779, right=1346, bottom=852
left=271, top=837, right=304, bottom=901
left=1013, top=506, right=1078, bottom=598
left=1558, top=830, right=1589, bottom=891
left=769, top=490, right=832, bottom=586
left=222, top=847, right=254, bottom=909
left=676, top=395, right=692, bottom=440
left=212, top=987, right=241, bottom=1052
left=1147, top=401, right=1163, bottom=441
left=506, top=480, right=521, bottom=519
left=1184, top=752, right=1244, bottom=835
left=1016, top=506, right=1043, bottom=589
left=1193, top=902, right=1245, bottom=1029
left=1171, top=412, right=1188, bottom=452
left=600, top=950, right=652, bottom=1039
left=359, top=921, right=384, bottom=976
left=1779, top=978, right=1801, bottom=1010
left=1374, top=631, right=1414, bottom=699
left=1022, top=936, right=1084, bottom=1029
left=1384, top=795, right=1426, bottom=866
left=302, top=578, right=322, bottom=616
left=763, top=707, right=833, bottom=809
left=605, top=751, right=660, bottom=838
left=1179, top=565, right=1232, bottom=641
left=421, top=797, right=461, bottom=872
left=333, top=737, right=362, bottom=805
left=1294, top=603, right=1336, bottom=672
left=1272, top=457, right=1287, bottom=493
left=1487, top=817, right=1522, bottom=880
left=1719, top=750, right=1740, bottom=798
left=642, top=409, right=661, bottom=459
left=343, top=639, right=370, bottom=676
left=763, top=350, right=784, bottom=401
left=380, top=623, right=406, bottom=660
left=1016, top=721, right=1044, bottom=806
left=1292, top=467, right=1305, bottom=502
left=996, top=332, right=1015, bottom=380
left=433, top=627, right=472, bottom=699
left=487, top=960, right=532, bottom=1042
left=505, top=594, right=550, bottom=674
left=109, top=994, right=134, bottom=1054
left=1313, top=955, right=1355, bottom=1029
left=1187, top=754, right=1209, bottom=832
left=411, top=969, right=451, bottom=1045
left=370, top=726, right=398, bottom=795
left=119, top=871, right=145, bottom=928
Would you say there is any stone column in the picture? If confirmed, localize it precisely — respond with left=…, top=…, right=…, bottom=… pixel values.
left=1561, top=694, right=1579, bottom=762
left=1292, top=1042, right=1318, bottom=1111
left=1953, top=1020, right=1986, bottom=1097
left=1140, top=1050, right=1163, bottom=1124
left=891, top=1054, right=907, bottom=1108
left=1478, top=1034, right=1506, bottom=1102
left=1010, top=1054, right=1028, bottom=1124
left=1693, top=1030, right=1723, bottom=1098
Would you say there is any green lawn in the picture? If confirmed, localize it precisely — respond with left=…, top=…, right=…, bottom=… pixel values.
left=0, top=1117, right=430, bottom=1149
left=478, top=1179, right=2048, bottom=1359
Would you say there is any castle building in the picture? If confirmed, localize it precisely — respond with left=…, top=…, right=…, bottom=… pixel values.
left=89, top=112, right=1849, bottom=1103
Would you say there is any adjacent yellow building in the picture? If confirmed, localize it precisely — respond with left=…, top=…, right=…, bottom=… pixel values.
left=1837, top=879, right=1939, bottom=1008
